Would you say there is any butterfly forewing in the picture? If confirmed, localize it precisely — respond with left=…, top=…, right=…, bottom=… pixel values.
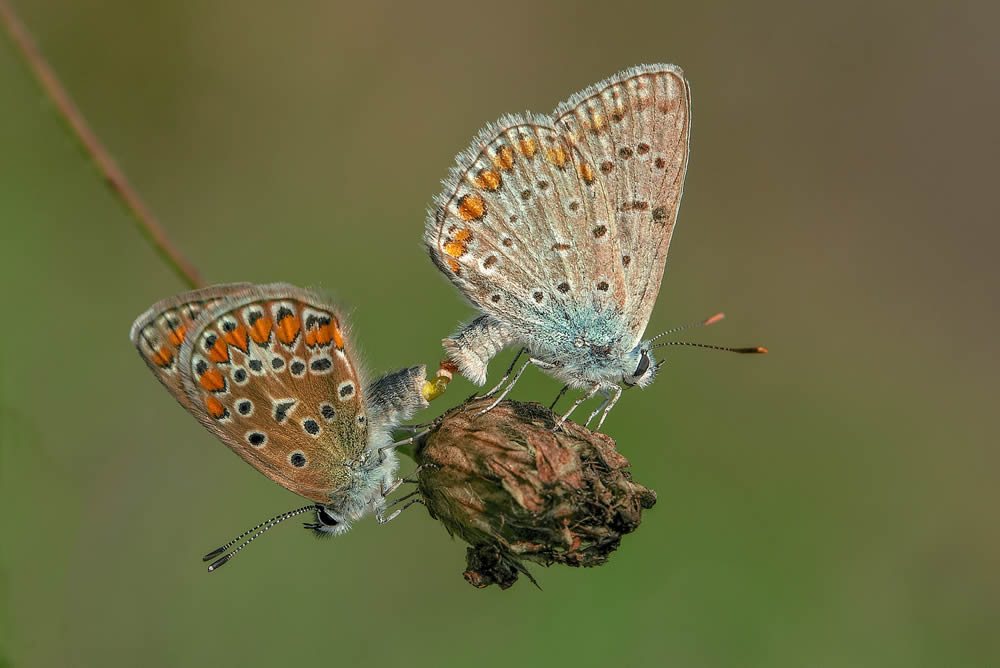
left=176, top=284, right=368, bottom=503
left=555, top=65, right=691, bottom=346
left=129, top=284, right=253, bottom=410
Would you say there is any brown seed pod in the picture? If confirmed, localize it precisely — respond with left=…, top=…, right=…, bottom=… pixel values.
left=415, top=398, right=657, bottom=589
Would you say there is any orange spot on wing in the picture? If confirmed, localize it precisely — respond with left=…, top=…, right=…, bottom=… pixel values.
left=199, top=368, right=226, bottom=392
left=204, top=395, right=227, bottom=419
left=446, top=258, right=461, bottom=274
left=331, top=320, right=344, bottom=349
left=457, top=194, right=486, bottom=221
left=311, top=320, right=336, bottom=347
left=315, top=324, right=330, bottom=346
left=305, top=328, right=318, bottom=347
left=208, top=337, right=230, bottom=363
left=151, top=345, right=174, bottom=368
left=276, top=315, right=301, bottom=345
left=578, top=163, right=595, bottom=185
left=444, top=241, right=466, bottom=258
left=492, top=145, right=514, bottom=170
left=518, top=137, right=537, bottom=158
left=223, top=325, right=249, bottom=352
left=249, top=317, right=272, bottom=344
left=167, top=326, right=186, bottom=346
left=443, top=228, right=472, bottom=258
left=546, top=146, right=568, bottom=168
left=474, top=168, right=501, bottom=191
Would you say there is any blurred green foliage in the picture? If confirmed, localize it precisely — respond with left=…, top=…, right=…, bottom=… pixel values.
left=1, top=1, right=997, bottom=666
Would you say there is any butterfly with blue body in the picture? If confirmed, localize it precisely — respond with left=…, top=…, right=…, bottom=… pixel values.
left=426, top=64, right=763, bottom=431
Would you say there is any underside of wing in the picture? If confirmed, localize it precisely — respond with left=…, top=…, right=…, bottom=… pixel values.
left=426, top=112, right=632, bottom=335
left=425, top=64, right=691, bottom=352
left=177, top=284, right=369, bottom=503
left=129, top=284, right=252, bottom=410
left=555, top=64, right=691, bottom=347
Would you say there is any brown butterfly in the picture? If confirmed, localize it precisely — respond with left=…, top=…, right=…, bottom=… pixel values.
left=130, top=283, right=430, bottom=570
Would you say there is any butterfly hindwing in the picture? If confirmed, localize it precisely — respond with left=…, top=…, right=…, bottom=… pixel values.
left=554, top=65, right=691, bottom=347
left=177, top=283, right=368, bottom=503
left=129, top=284, right=253, bottom=410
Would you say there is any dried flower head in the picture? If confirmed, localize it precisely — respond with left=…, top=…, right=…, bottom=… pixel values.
left=416, top=398, right=656, bottom=589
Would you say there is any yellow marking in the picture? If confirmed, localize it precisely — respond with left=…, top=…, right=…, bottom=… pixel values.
left=446, top=258, right=461, bottom=274
left=518, top=137, right=537, bottom=158
left=579, top=163, right=595, bottom=185
left=454, top=228, right=471, bottom=242
left=421, top=379, right=447, bottom=402
left=546, top=146, right=568, bottom=168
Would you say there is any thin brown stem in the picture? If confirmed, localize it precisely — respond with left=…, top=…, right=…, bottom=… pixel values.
left=0, top=0, right=202, bottom=289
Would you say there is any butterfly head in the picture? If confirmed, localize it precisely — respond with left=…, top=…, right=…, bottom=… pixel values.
left=622, top=344, right=659, bottom=389
left=305, top=506, right=351, bottom=537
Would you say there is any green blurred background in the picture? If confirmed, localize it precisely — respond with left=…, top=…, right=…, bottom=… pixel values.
left=1, top=0, right=997, bottom=666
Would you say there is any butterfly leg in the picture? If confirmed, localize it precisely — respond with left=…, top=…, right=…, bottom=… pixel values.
left=475, top=355, right=533, bottom=416
left=549, top=384, right=570, bottom=410
left=593, top=384, right=623, bottom=431
left=378, top=429, right=432, bottom=464
left=384, top=489, right=421, bottom=509
left=553, top=382, right=602, bottom=431
left=584, top=387, right=613, bottom=428
left=377, top=498, right=426, bottom=525
left=476, top=348, right=526, bottom=399
left=393, top=422, right=434, bottom=435
left=381, top=464, right=427, bottom=498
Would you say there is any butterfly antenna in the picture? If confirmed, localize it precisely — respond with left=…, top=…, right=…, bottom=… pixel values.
left=650, top=341, right=768, bottom=354
left=202, top=504, right=319, bottom=572
left=646, top=312, right=727, bottom=344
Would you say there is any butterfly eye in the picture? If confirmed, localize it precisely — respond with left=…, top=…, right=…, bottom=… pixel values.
left=633, top=350, right=650, bottom=378
left=317, top=508, right=340, bottom=527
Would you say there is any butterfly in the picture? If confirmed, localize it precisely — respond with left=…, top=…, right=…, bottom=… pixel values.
left=130, top=283, right=431, bottom=570
left=425, top=64, right=765, bottom=431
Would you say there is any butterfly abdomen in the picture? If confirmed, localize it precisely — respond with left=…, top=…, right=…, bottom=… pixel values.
left=443, top=315, right=518, bottom=386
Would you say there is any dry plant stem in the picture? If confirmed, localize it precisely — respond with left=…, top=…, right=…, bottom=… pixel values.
left=0, top=0, right=202, bottom=289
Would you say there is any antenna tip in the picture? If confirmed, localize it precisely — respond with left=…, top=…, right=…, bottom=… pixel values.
left=750, top=346, right=768, bottom=354
left=202, top=546, right=228, bottom=561
left=703, top=312, right=726, bottom=326
left=207, top=553, right=233, bottom=572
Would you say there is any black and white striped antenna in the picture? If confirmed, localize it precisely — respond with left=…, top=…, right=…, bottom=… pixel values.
left=202, top=504, right=319, bottom=572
